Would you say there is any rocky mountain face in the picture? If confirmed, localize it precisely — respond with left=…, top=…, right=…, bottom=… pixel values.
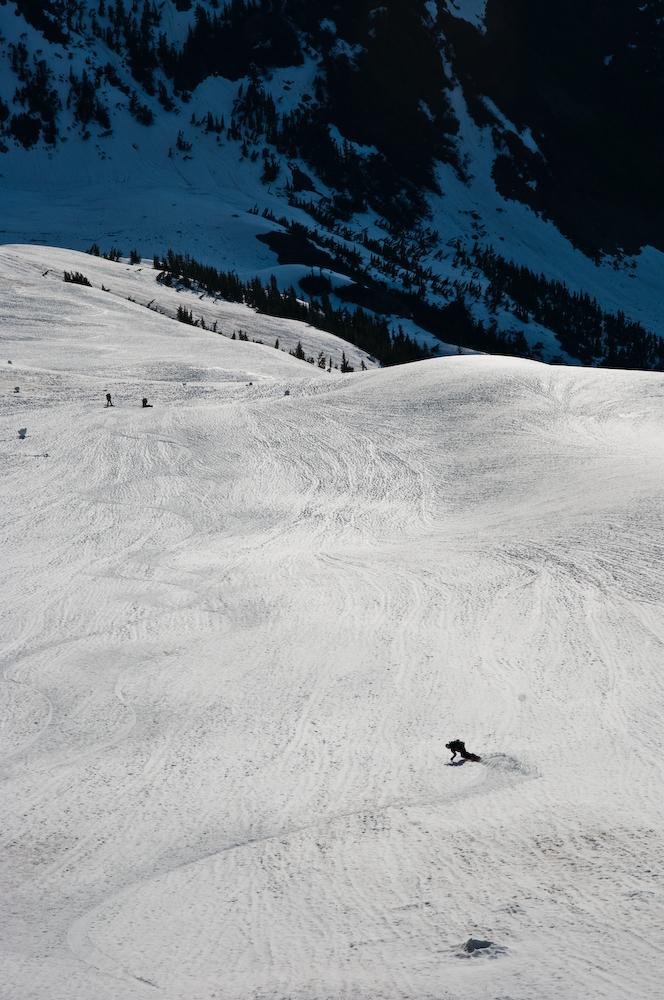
left=2, top=0, right=664, bottom=368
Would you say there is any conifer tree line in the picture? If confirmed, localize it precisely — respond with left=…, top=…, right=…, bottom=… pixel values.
left=63, top=270, right=92, bottom=285
left=153, top=249, right=430, bottom=367
left=152, top=244, right=546, bottom=364
left=152, top=212, right=664, bottom=368
left=259, top=211, right=664, bottom=369
left=467, top=245, right=664, bottom=369
left=230, top=80, right=422, bottom=226
left=67, top=69, right=111, bottom=130
left=242, top=215, right=576, bottom=363
left=3, top=43, right=61, bottom=146
left=90, top=0, right=163, bottom=94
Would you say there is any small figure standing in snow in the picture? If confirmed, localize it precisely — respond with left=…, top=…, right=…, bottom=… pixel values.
left=445, top=739, right=481, bottom=762
left=141, top=397, right=152, bottom=407
left=106, top=393, right=113, bottom=407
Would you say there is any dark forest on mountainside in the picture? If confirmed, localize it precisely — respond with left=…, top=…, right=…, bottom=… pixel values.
left=4, top=0, right=664, bottom=368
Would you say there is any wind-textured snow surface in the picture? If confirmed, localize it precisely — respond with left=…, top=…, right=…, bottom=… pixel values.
left=2, top=246, right=664, bottom=1000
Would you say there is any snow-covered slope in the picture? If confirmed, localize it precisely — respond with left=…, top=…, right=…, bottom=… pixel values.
left=0, top=244, right=383, bottom=376
left=2, top=245, right=664, bottom=999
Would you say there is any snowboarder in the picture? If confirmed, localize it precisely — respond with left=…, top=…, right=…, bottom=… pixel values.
left=105, top=393, right=113, bottom=407
left=141, top=397, right=152, bottom=407
left=445, top=739, right=481, bottom=762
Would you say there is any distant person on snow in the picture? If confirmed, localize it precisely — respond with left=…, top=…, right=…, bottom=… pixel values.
left=446, top=739, right=481, bottom=762
left=142, top=397, right=152, bottom=407
left=105, top=393, right=113, bottom=407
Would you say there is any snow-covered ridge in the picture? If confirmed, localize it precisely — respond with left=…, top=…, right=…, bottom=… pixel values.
left=0, top=244, right=382, bottom=377
left=2, top=243, right=664, bottom=999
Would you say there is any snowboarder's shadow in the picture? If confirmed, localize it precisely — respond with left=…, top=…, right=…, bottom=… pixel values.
left=446, top=759, right=467, bottom=767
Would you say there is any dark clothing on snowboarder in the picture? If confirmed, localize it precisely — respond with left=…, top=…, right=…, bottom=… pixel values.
left=106, top=393, right=113, bottom=407
left=142, top=398, right=152, bottom=407
left=446, top=740, right=481, bottom=762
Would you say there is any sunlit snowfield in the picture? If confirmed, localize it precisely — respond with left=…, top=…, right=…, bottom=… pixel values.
left=2, top=247, right=664, bottom=1000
